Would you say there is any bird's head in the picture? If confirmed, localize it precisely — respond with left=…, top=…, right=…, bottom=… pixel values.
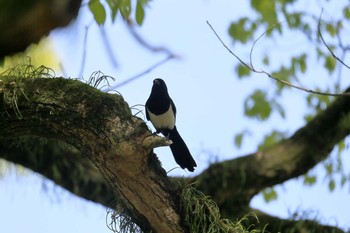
left=152, top=78, right=168, bottom=93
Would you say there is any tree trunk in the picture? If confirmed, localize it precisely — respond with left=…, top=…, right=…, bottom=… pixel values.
left=0, top=76, right=185, bottom=233
left=1, top=73, right=348, bottom=233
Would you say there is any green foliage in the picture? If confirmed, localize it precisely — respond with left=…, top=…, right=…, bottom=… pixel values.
left=303, top=174, right=317, bottom=186
left=344, top=7, right=350, bottom=20
left=229, top=18, right=257, bottom=43
left=244, top=90, right=285, bottom=121
left=261, top=187, right=277, bottom=203
left=236, top=63, right=251, bottom=78
left=320, top=141, right=350, bottom=193
left=227, top=1, right=350, bottom=204
left=258, top=130, right=286, bottom=151
left=89, top=0, right=107, bottom=25
left=135, top=1, right=145, bottom=25
left=328, top=179, right=335, bottom=192
left=324, top=55, right=337, bottom=74
left=306, top=92, right=332, bottom=114
left=234, top=130, right=251, bottom=149
left=244, top=89, right=272, bottom=120
left=89, top=0, right=150, bottom=25
left=234, top=133, right=244, bottom=149
left=251, top=0, right=278, bottom=26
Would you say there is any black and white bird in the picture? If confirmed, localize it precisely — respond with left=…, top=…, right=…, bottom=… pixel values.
left=145, top=78, right=197, bottom=172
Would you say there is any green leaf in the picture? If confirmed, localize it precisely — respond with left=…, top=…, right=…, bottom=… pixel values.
left=229, top=18, right=256, bottom=43
left=324, top=55, right=336, bottom=73
left=106, top=0, right=119, bottom=22
left=337, top=140, right=345, bottom=156
left=244, top=90, right=272, bottom=121
left=344, top=7, right=350, bottom=20
left=271, top=100, right=285, bottom=118
left=135, top=1, right=145, bottom=25
left=263, top=55, right=269, bottom=65
left=236, top=64, right=251, bottom=78
left=271, top=66, right=293, bottom=92
left=286, top=13, right=301, bottom=28
left=328, top=179, right=335, bottom=192
left=325, top=163, right=333, bottom=175
left=251, top=0, right=277, bottom=26
left=120, top=0, right=131, bottom=19
left=341, top=175, right=347, bottom=187
left=258, top=130, right=286, bottom=151
left=298, top=53, right=307, bottom=73
left=234, top=130, right=251, bottom=149
left=303, top=175, right=316, bottom=186
left=234, top=134, right=243, bottom=149
left=89, top=0, right=106, bottom=25
left=325, top=23, right=337, bottom=37
left=291, top=54, right=307, bottom=75
left=262, top=187, right=277, bottom=203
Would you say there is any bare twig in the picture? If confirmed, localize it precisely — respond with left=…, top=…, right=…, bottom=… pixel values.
left=126, top=18, right=179, bottom=58
left=207, top=20, right=350, bottom=97
left=318, top=10, right=350, bottom=70
left=249, top=21, right=285, bottom=71
left=101, top=18, right=179, bottom=90
left=78, top=20, right=94, bottom=78
left=99, top=27, right=118, bottom=68
left=103, top=55, right=174, bottom=91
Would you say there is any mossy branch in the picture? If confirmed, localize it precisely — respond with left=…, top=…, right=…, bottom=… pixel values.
left=0, top=69, right=184, bottom=232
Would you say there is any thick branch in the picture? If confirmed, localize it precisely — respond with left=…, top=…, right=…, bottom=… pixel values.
left=2, top=77, right=348, bottom=232
left=0, top=76, right=185, bottom=233
left=0, top=138, right=115, bottom=207
left=0, top=0, right=82, bottom=58
left=242, top=208, right=345, bottom=233
left=192, top=87, right=350, bottom=215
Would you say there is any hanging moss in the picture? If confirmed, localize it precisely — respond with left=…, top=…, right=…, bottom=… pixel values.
left=181, top=185, right=263, bottom=233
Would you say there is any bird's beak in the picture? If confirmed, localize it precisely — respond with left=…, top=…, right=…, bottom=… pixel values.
left=153, top=79, right=160, bottom=85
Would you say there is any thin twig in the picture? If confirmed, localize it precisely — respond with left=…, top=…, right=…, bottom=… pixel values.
left=127, top=18, right=179, bottom=58
left=249, top=21, right=285, bottom=70
left=104, top=55, right=174, bottom=91
left=206, top=20, right=350, bottom=97
left=100, top=27, right=118, bottom=67
left=78, top=20, right=94, bottom=78
left=318, top=10, right=350, bottom=70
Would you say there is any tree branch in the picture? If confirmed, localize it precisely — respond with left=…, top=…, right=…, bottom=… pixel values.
left=0, top=138, right=115, bottom=207
left=191, top=86, right=350, bottom=215
left=318, top=10, right=350, bottom=70
left=245, top=208, right=345, bottom=233
left=1, top=75, right=347, bottom=232
left=0, top=0, right=82, bottom=58
left=207, top=20, right=350, bottom=97
left=0, top=76, right=185, bottom=233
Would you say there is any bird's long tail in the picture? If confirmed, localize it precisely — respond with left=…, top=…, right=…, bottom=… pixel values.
left=169, top=126, right=197, bottom=172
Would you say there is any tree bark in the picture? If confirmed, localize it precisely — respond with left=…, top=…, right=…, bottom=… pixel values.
left=0, top=0, right=82, bottom=58
left=1, top=75, right=348, bottom=233
left=191, top=88, right=350, bottom=214
left=0, top=76, right=185, bottom=233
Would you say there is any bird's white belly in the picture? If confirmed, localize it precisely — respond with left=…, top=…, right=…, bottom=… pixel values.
left=147, top=105, right=175, bottom=130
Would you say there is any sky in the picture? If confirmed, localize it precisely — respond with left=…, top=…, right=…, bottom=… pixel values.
left=1, top=0, right=350, bottom=232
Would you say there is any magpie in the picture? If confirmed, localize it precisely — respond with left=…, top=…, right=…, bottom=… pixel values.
left=145, top=78, right=197, bottom=172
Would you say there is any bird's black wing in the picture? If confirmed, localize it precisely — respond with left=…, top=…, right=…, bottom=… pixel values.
left=170, top=98, right=176, bottom=116
left=145, top=105, right=150, bottom=121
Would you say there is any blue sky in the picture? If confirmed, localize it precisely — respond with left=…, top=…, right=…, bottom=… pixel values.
left=1, top=0, right=350, bottom=232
